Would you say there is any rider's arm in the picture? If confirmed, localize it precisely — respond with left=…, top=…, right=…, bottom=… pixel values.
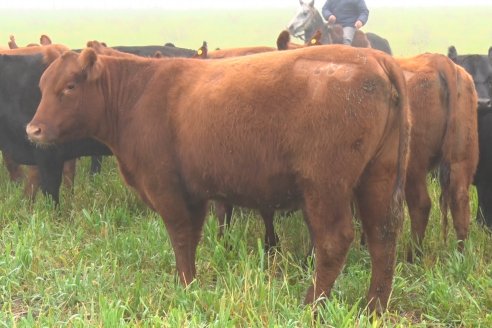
left=356, top=0, right=370, bottom=25
left=321, top=0, right=335, bottom=21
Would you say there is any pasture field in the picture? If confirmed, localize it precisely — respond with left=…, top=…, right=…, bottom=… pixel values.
left=0, top=5, right=491, bottom=327
left=0, top=6, right=491, bottom=55
left=0, top=158, right=492, bottom=327
left=0, top=157, right=491, bottom=326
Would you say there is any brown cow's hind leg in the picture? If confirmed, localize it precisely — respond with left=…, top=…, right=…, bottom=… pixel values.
left=3, top=152, right=23, bottom=182
left=303, top=189, right=354, bottom=305
left=448, top=163, right=472, bottom=252
left=24, top=166, right=40, bottom=200
left=405, top=169, right=431, bottom=262
left=356, top=163, right=402, bottom=313
left=62, top=159, right=77, bottom=192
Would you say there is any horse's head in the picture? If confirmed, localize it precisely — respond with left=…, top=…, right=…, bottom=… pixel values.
left=287, top=0, right=318, bottom=40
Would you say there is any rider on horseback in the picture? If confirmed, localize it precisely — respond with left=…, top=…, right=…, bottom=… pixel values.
left=321, top=0, right=369, bottom=46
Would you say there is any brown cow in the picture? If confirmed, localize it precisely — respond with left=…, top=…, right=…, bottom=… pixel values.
left=396, top=54, right=478, bottom=261
left=26, top=45, right=410, bottom=311
left=205, top=45, right=276, bottom=59
left=88, top=40, right=281, bottom=248
left=40, top=34, right=52, bottom=46
left=2, top=152, right=23, bottom=182
left=192, top=40, right=285, bottom=246
left=276, top=30, right=322, bottom=51
left=193, top=37, right=316, bottom=248
left=8, top=34, right=53, bottom=48
left=439, top=65, right=479, bottom=246
left=8, top=35, right=18, bottom=49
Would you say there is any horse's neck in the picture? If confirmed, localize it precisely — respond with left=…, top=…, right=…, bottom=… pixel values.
left=304, top=11, right=332, bottom=45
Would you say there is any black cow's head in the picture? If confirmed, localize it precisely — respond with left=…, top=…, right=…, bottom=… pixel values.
left=448, top=46, right=492, bottom=110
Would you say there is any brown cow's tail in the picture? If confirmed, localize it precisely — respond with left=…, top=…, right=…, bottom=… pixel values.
left=434, top=55, right=460, bottom=243
left=439, top=162, right=451, bottom=244
left=380, top=54, right=411, bottom=222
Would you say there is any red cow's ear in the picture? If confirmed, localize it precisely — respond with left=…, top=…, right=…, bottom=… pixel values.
left=40, top=34, right=52, bottom=45
left=86, top=40, right=105, bottom=54
left=43, top=47, right=62, bottom=65
left=79, top=48, right=103, bottom=82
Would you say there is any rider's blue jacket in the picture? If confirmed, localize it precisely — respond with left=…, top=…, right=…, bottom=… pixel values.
left=321, top=0, right=369, bottom=27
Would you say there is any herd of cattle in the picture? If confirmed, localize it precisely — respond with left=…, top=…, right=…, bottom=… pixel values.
left=0, top=25, right=491, bottom=313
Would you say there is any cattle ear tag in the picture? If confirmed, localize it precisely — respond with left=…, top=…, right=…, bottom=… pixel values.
left=197, top=49, right=203, bottom=56
left=310, top=38, right=317, bottom=45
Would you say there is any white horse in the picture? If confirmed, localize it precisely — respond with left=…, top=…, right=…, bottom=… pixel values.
left=287, top=0, right=392, bottom=54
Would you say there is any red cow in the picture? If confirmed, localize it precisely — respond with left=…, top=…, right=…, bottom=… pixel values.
left=8, top=35, right=18, bottom=49
left=439, top=65, right=479, bottom=245
left=276, top=30, right=322, bottom=51
left=205, top=45, right=276, bottom=59
left=396, top=54, right=478, bottom=260
left=27, top=45, right=410, bottom=312
left=193, top=38, right=310, bottom=248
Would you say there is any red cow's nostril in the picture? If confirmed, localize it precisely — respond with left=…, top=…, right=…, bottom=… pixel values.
left=26, top=124, right=42, bottom=138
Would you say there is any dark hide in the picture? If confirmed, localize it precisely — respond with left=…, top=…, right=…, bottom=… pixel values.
left=0, top=47, right=110, bottom=203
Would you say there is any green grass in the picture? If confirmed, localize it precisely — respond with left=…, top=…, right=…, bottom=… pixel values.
left=0, top=7, right=491, bottom=56
left=0, top=157, right=491, bottom=326
left=0, top=6, right=492, bottom=326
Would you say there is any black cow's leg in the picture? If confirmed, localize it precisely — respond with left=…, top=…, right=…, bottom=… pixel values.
left=476, top=182, right=492, bottom=231
left=258, top=208, right=278, bottom=251
left=38, top=159, right=64, bottom=204
left=215, top=201, right=233, bottom=237
left=90, top=155, right=103, bottom=174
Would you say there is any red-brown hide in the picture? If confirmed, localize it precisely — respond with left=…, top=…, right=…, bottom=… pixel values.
left=193, top=39, right=286, bottom=245
left=276, top=30, right=322, bottom=51
left=8, top=35, right=18, bottom=49
left=27, top=45, right=411, bottom=312
left=396, top=54, right=478, bottom=260
left=206, top=45, right=276, bottom=59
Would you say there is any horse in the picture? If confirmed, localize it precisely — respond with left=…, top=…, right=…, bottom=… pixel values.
left=287, top=0, right=392, bottom=54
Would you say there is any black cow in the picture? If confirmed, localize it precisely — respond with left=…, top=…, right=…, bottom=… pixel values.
left=0, top=46, right=111, bottom=203
left=74, top=43, right=196, bottom=58
left=448, top=46, right=492, bottom=229
left=366, top=33, right=392, bottom=55
left=107, top=44, right=196, bottom=58
left=476, top=108, right=492, bottom=229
